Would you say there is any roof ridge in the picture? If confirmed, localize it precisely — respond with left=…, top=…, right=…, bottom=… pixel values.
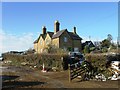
left=47, top=31, right=54, bottom=33
left=52, top=29, right=67, bottom=39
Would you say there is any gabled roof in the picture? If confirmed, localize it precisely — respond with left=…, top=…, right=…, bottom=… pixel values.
left=33, top=34, right=46, bottom=44
left=47, top=32, right=54, bottom=38
left=52, top=29, right=82, bottom=40
left=82, top=41, right=95, bottom=47
left=68, top=32, right=82, bottom=40
left=52, top=29, right=67, bottom=39
left=34, top=32, right=54, bottom=44
left=34, top=29, right=82, bottom=44
left=85, top=41, right=93, bottom=45
left=34, top=39, right=38, bottom=43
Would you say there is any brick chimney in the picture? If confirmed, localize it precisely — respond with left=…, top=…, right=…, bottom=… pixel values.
left=73, top=26, right=76, bottom=34
left=42, top=26, right=46, bottom=35
left=54, top=20, right=60, bottom=34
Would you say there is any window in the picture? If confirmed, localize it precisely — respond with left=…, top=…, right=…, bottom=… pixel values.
left=64, top=37, right=68, bottom=42
left=46, top=39, right=51, bottom=45
left=40, top=40, right=42, bottom=45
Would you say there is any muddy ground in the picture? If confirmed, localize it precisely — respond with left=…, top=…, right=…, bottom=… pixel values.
left=0, top=61, right=120, bottom=89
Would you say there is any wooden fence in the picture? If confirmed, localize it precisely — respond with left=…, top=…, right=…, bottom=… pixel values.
left=68, top=62, right=86, bottom=82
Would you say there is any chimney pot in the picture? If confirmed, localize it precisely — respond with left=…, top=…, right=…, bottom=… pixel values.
left=42, top=26, right=46, bottom=34
left=73, top=26, right=76, bottom=34
left=54, top=20, right=60, bottom=34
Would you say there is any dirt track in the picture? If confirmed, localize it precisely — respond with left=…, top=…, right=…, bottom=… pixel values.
left=1, top=63, right=120, bottom=89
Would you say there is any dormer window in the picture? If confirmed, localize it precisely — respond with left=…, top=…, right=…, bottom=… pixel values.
left=64, top=37, right=68, bottom=42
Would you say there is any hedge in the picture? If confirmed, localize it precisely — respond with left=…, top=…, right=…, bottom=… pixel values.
left=2, top=53, right=68, bottom=71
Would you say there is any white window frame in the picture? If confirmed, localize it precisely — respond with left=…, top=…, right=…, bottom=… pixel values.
left=64, top=37, right=68, bottom=42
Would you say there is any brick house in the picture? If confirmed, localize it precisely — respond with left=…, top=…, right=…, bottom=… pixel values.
left=34, top=20, right=82, bottom=53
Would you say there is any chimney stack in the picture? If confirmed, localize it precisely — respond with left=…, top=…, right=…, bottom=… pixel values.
left=54, top=20, right=60, bottom=34
left=42, top=26, right=46, bottom=35
left=73, top=26, right=76, bottom=34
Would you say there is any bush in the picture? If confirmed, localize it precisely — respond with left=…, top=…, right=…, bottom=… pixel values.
left=85, top=54, right=112, bottom=77
left=84, top=45, right=90, bottom=54
left=90, top=47, right=96, bottom=52
left=2, top=53, right=68, bottom=71
left=102, top=47, right=108, bottom=53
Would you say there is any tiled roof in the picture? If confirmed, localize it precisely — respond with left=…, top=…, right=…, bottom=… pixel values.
left=47, top=32, right=54, bottom=38
left=52, top=29, right=67, bottom=39
left=41, top=34, right=47, bottom=40
left=34, top=29, right=82, bottom=43
left=33, top=39, right=38, bottom=43
left=68, top=32, right=82, bottom=40
left=34, top=32, right=54, bottom=44
left=82, top=41, right=95, bottom=47
left=33, top=34, right=46, bottom=44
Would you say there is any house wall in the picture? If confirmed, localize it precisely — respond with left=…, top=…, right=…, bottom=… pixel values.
left=37, top=37, right=45, bottom=53
left=34, top=31, right=82, bottom=53
left=59, top=31, right=73, bottom=51
left=73, top=40, right=82, bottom=52
left=44, top=34, right=52, bottom=47
left=52, top=38, right=59, bottom=48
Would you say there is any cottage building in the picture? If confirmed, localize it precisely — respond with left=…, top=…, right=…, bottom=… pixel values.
left=82, top=41, right=95, bottom=50
left=34, top=20, right=82, bottom=53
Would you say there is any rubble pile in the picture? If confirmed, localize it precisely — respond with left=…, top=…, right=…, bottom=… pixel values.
left=106, top=53, right=120, bottom=80
left=110, top=61, right=120, bottom=80
left=76, top=53, right=120, bottom=81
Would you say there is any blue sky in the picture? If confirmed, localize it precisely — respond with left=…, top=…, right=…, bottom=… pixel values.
left=1, top=2, right=118, bottom=53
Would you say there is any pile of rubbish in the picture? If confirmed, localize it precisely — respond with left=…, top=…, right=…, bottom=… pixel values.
left=93, top=53, right=120, bottom=81
left=108, top=61, right=120, bottom=80
left=80, top=60, right=120, bottom=81
left=69, top=52, right=120, bottom=81
left=106, top=53, right=120, bottom=80
left=94, top=55, right=120, bottom=81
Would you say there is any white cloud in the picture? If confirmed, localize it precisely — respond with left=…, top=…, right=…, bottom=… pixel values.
left=0, top=30, right=35, bottom=54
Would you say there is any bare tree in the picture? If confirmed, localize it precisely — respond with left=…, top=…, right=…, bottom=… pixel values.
left=107, top=34, right=113, bottom=43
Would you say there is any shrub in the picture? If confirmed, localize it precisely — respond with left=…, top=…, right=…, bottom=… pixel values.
left=85, top=54, right=112, bottom=77
left=90, top=47, right=96, bottom=52
left=84, top=45, right=90, bottom=54
left=2, top=53, right=68, bottom=71
left=102, top=47, right=108, bottom=53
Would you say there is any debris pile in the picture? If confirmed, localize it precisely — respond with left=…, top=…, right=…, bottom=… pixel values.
left=95, top=73, right=106, bottom=81
left=110, top=61, right=120, bottom=80
left=69, top=53, right=120, bottom=81
left=106, top=53, right=120, bottom=80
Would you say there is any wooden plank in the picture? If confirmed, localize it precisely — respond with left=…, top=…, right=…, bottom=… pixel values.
left=68, top=62, right=86, bottom=82
left=68, top=64, right=71, bottom=82
left=71, top=70, right=85, bottom=77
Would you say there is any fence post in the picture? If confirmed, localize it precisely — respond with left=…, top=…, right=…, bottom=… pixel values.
left=61, top=57, right=63, bottom=70
left=68, top=64, right=71, bottom=82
